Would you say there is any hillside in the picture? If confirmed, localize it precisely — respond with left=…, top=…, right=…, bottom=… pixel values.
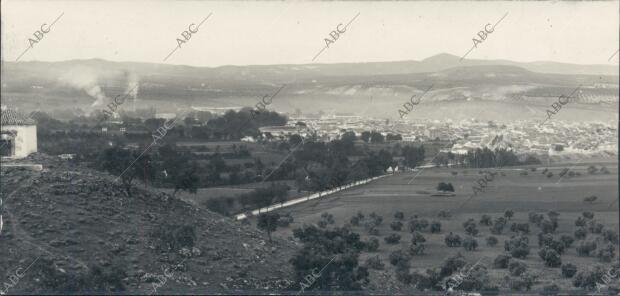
left=0, top=153, right=297, bottom=294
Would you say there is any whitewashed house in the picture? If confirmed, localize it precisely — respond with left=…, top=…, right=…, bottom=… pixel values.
left=0, top=106, right=37, bottom=159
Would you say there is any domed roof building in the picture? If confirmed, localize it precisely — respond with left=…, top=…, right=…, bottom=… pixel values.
left=0, top=105, right=37, bottom=159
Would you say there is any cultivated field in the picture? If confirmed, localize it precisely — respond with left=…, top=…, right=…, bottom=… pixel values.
left=272, top=160, right=619, bottom=291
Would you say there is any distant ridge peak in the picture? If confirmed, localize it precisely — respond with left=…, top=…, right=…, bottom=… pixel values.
left=422, top=53, right=461, bottom=62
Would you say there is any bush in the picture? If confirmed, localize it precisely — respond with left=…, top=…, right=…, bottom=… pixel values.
left=540, top=219, right=557, bottom=234
left=561, top=263, right=578, bottom=278
left=560, top=235, right=575, bottom=248
left=429, top=221, right=441, bottom=233
left=445, top=232, right=462, bottom=247
left=597, top=244, right=616, bottom=262
left=384, top=234, right=402, bottom=244
left=367, top=226, right=379, bottom=236
left=603, top=229, right=618, bottom=243
left=390, top=221, right=403, bottom=231
left=408, top=242, right=425, bottom=256
left=408, top=216, right=428, bottom=232
left=510, top=273, right=536, bottom=291
left=464, top=223, right=479, bottom=236
left=369, top=212, right=383, bottom=226
left=575, top=217, right=586, bottom=227
left=583, top=195, right=598, bottom=204
left=411, top=231, right=426, bottom=244
left=582, top=211, right=594, bottom=220
left=394, top=211, right=405, bottom=220
left=547, top=211, right=560, bottom=219
left=576, top=241, right=597, bottom=256
left=538, top=247, right=562, bottom=267
left=575, top=227, right=587, bottom=240
left=504, top=210, right=514, bottom=220
left=277, top=213, right=294, bottom=227
left=588, top=221, right=604, bottom=234
left=33, top=259, right=127, bottom=293
left=538, top=232, right=553, bottom=247
left=493, top=254, right=511, bottom=268
left=437, top=182, right=455, bottom=192
left=440, top=253, right=466, bottom=277
left=486, top=236, right=498, bottom=247
left=528, top=212, right=544, bottom=225
left=365, top=238, right=379, bottom=252
left=510, top=223, right=530, bottom=234
left=491, top=217, right=507, bottom=235
left=508, top=260, right=527, bottom=276
left=480, top=214, right=492, bottom=226
left=573, top=266, right=607, bottom=290
left=462, top=236, right=478, bottom=251
left=437, top=210, right=451, bottom=219
left=389, top=250, right=411, bottom=266
left=350, top=215, right=361, bottom=226
left=320, top=212, right=335, bottom=224
left=366, top=256, right=384, bottom=270
left=505, top=235, right=530, bottom=259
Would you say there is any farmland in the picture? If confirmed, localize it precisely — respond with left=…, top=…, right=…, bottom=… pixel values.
left=271, top=160, right=619, bottom=291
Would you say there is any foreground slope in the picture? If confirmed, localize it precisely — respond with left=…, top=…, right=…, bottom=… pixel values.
left=0, top=153, right=296, bottom=294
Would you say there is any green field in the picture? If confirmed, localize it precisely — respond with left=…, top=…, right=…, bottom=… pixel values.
left=271, top=161, right=619, bottom=292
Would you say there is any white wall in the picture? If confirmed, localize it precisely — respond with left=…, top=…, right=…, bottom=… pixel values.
left=1, top=125, right=37, bottom=159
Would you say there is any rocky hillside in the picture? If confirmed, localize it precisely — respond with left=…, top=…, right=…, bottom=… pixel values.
left=0, top=153, right=297, bottom=294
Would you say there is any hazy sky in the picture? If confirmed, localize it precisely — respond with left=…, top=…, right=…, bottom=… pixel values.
left=1, top=1, right=618, bottom=67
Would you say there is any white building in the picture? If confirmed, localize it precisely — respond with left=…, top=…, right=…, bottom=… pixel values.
left=0, top=106, right=37, bottom=159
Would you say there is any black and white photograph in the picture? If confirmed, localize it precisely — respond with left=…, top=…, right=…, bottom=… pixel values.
left=1, top=1, right=619, bottom=294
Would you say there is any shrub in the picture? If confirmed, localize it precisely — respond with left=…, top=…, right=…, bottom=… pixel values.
left=505, top=235, right=530, bottom=259
left=411, top=231, right=426, bottom=244
left=582, top=211, right=595, bottom=220
left=600, top=166, right=610, bottom=174
left=520, top=171, right=528, bottom=176
left=528, top=212, right=544, bottom=225
left=429, top=221, right=441, bottom=233
left=34, top=259, right=127, bottom=293
left=440, top=253, right=466, bottom=277
left=538, top=232, right=553, bottom=247
left=490, top=217, right=507, bottom=235
left=445, top=232, right=462, bottom=247
left=365, top=238, right=379, bottom=252
left=504, top=210, right=514, bottom=220
left=369, top=212, right=383, bottom=226
left=540, top=219, right=556, bottom=234
left=486, top=236, right=498, bottom=247
left=573, top=266, right=607, bottom=290
left=560, top=235, right=575, bottom=248
left=510, top=273, right=536, bottom=291
left=366, top=256, right=384, bottom=270
left=583, top=195, right=598, bottom=204
left=510, top=223, right=530, bottom=234
left=547, top=211, right=560, bottom=219
left=437, top=182, right=455, bottom=192
left=538, top=247, right=562, bottom=267
left=367, top=226, right=379, bottom=236
left=451, top=171, right=458, bottom=176
left=277, top=213, right=294, bottom=227
left=408, top=242, right=425, bottom=256
left=384, top=234, right=402, bottom=244
left=561, top=263, right=577, bottom=278
left=603, top=229, right=618, bottom=243
left=350, top=215, right=361, bottom=226
left=389, top=250, right=411, bottom=266
left=437, top=210, right=451, bottom=219
left=464, top=222, right=479, bottom=236
left=575, top=227, right=587, bottom=240
left=597, top=244, right=616, bottom=262
left=462, top=236, right=478, bottom=251
left=480, top=214, right=492, bottom=226
left=588, top=221, right=604, bottom=234
left=546, top=172, right=554, bottom=178
left=493, top=254, right=510, bottom=268
left=508, top=260, right=527, bottom=276
left=408, top=216, right=428, bottom=232
left=576, top=241, right=597, bottom=256
left=394, top=211, right=405, bottom=220
left=390, top=221, right=403, bottom=231
left=575, top=217, right=586, bottom=227
left=395, top=267, right=412, bottom=284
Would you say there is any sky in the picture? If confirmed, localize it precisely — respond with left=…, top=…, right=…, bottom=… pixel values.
left=1, top=0, right=619, bottom=67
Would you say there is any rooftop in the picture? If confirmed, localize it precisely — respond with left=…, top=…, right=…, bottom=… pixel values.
left=1, top=105, right=36, bottom=126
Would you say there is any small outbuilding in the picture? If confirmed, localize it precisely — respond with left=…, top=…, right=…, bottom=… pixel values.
left=0, top=106, right=37, bottom=159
